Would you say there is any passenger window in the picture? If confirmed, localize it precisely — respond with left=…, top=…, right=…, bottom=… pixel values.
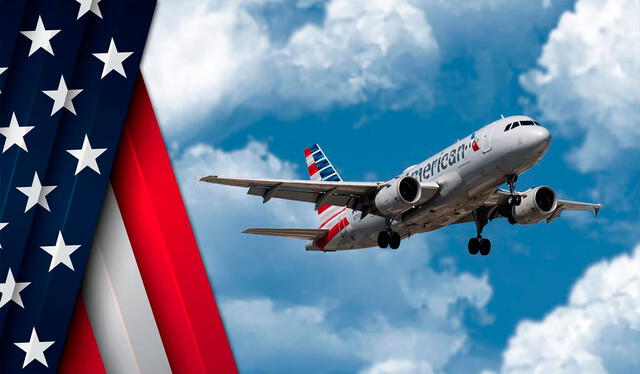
left=504, top=123, right=512, bottom=132
left=511, top=122, right=520, bottom=129
left=521, top=120, right=534, bottom=126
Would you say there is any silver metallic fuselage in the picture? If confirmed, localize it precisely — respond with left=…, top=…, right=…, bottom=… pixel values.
left=305, top=115, right=551, bottom=251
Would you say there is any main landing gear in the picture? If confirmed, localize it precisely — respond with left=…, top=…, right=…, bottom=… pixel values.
left=468, top=207, right=491, bottom=256
left=378, top=217, right=401, bottom=249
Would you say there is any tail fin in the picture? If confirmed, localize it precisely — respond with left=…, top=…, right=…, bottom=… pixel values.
left=303, top=144, right=345, bottom=225
left=304, top=144, right=342, bottom=182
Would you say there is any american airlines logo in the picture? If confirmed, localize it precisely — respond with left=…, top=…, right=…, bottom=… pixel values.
left=407, top=142, right=470, bottom=182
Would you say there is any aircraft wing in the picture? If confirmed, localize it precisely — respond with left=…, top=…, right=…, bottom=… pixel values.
left=545, top=199, right=603, bottom=223
left=482, top=189, right=602, bottom=223
left=199, top=176, right=440, bottom=214
left=242, top=228, right=328, bottom=240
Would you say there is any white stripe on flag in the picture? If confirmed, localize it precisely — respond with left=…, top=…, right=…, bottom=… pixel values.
left=82, top=185, right=171, bottom=374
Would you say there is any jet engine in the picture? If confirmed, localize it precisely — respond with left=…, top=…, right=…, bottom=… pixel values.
left=375, top=176, right=422, bottom=216
left=511, top=186, right=558, bottom=224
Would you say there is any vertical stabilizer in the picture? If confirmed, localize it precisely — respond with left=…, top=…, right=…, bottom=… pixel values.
left=303, top=144, right=345, bottom=227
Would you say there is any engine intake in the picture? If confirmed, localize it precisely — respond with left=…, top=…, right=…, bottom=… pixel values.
left=512, top=186, right=558, bottom=225
left=375, top=176, right=421, bottom=216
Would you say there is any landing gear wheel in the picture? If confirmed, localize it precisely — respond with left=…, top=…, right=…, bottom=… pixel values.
left=468, top=238, right=480, bottom=255
left=479, top=238, right=491, bottom=256
left=506, top=174, right=521, bottom=206
left=509, top=195, right=522, bottom=206
left=389, top=231, right=401, bottom=249
left=377, top=231, right=390, bottom=248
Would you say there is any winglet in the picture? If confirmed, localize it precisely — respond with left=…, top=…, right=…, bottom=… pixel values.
left=594, top=205, right=602, bottom=217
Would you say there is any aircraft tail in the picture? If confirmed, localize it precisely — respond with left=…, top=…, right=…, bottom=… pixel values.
left=303, top=144, right=345, bottom=227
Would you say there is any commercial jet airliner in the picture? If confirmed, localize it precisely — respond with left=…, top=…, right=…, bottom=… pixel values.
left=200, top=116, right=602, bottom=255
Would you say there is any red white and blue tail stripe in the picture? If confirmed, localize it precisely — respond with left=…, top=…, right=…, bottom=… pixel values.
left=303, top=144, right=345, bottom=229
left=304, top=144, right=342, bottom=182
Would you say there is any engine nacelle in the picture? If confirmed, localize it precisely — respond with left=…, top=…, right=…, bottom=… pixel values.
left=512, top=186, right=558, bottom=225
left=375, top=176, right=422, bottom=216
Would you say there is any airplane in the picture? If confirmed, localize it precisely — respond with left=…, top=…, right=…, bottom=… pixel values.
left=200, top=115, right=602, bottom=255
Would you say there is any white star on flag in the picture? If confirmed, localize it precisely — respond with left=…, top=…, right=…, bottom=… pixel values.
left=0, top=222, right=6, bottom=249
left=66, top=135, right=107, bottom=175
left=0, top=112, right=35, bottom=153
left=0, top=67, right=7, bottom=94
left=40, top=231, right=81, bottom=272
left=16, top=172, right=57, bottom=213
left=42, top=75, right=83, bottom=116
left=75, top=0, right=103, bottom=19
left=20, top=16, right=61, bottom=57
left=14, top=328, right=55, bottom=368
left=0, top=268, right=30, bottom=309
left=93, top=38, right=133, bottom=78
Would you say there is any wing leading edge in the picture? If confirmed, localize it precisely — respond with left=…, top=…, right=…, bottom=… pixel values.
left=199, top=176, right=439, bottom=215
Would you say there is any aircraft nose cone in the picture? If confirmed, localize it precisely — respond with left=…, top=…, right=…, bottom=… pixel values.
left=532, top=126, right=551, bottom=151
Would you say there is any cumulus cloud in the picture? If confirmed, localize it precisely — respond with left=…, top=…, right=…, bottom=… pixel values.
left=495, top=246, right=640, bottom=373
left=520, top=0, right=640, bottom=172
left=216, top=238, right=493, bottom=373
left=143, top=0, right=439, bottom=134
left=174, top=140, right=312, bottom=226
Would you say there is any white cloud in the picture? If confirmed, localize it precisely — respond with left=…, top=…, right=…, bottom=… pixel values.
left=143, top=0, right=439, bottom=134
left=216, top=237, right=493, bottom=373
left=174, top=140, right=313, bottom=227
left=495, top=246, right=640, bottom=373
left=520, top=0, right=640, bottom=172
left=359, top=359, right=435, bottom=374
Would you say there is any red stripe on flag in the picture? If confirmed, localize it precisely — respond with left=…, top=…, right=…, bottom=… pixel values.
left=307, top=163, right=318, bottom=176
left=304, top=148, right=311, bottom=157
left=317, top=204, right=331, bottom=214
left=111, top=76, right=238, bottom=373
left=59, top=297, right=106, bottom=374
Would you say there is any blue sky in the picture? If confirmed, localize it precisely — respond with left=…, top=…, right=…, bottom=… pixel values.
left=143, top=0, right=639, bottom=373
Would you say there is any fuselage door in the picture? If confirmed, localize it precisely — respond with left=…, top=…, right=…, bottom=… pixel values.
left=481, top=126, right=493, bottom=153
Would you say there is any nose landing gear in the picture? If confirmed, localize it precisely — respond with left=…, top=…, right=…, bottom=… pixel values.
left=506, top=174, right=521, bottom=206
left=378, top=217, right=401, bottom=249
left=468, top=207, right=491, bottom=256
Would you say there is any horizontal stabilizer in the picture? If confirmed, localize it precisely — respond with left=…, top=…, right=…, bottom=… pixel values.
left=242, top=228, right=328, bottom=240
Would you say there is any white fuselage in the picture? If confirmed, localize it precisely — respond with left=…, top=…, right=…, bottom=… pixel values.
left=306, top=115, right=551, bottom=251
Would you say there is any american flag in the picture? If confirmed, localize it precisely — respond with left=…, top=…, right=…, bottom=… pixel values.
left=0, top=1, right=237, bottom=372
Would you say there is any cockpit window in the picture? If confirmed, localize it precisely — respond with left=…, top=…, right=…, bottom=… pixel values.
left=504, top=123, right=512, bottom=132
left=521, top=120, right=535, bottom=126
left=511, top=122, right=520, bottom=129
left=533, top=121, right=541, bottom=126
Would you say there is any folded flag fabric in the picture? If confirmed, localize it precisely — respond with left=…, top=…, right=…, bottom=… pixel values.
left=59, top=77, right=238, bottom=374
left=1, top=1, right=238, bottom=372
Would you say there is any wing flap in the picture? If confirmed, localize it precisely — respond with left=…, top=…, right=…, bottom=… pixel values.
left=247, top=187, right=355, bottom=207
left=201, top=175, right=440, bottom=214
left=242, top=228, right=328, bottom=240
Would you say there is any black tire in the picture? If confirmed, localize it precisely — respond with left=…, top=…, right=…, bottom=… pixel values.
left=513, top=195, right=522, bottom=206
left=377, top=231, right=390, bottom=248
left=479, top=238, right=491, bottom=256
left=468, top=238, right=479, bottom=255
left=389, top=231, right=401, bottom=249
